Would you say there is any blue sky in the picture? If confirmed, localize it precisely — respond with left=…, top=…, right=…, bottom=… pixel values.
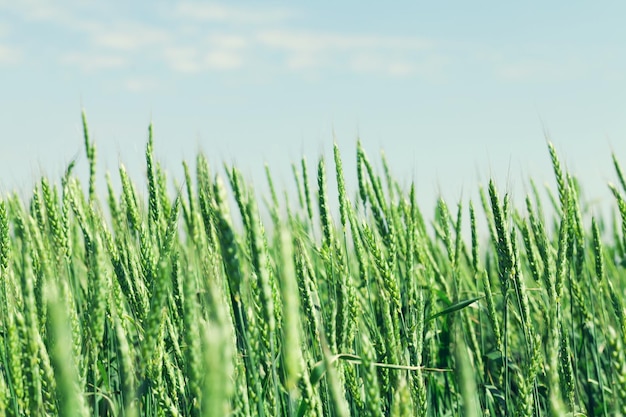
left=1, top=1, right=625, bottom=216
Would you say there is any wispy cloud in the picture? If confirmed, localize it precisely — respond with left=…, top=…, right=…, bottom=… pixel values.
left=257, top=30, right=436, bottom=77
left=0, top=0, right=99, bottom=33
left=61, top=52, right=126, bottom=72
left=204, top=50, right=243, bottom=70
left=92, top=23, right=171, bottom=52
left=495, top=57, right=587, bottom=83
left=174, top=2, right=293, bottom=24
left=125, top=77, right=160, bottom=93
left=0, top=0, right=448, bottom=79
left=2, top=0, right=72, bottom=23
left=162, top=45, right=244, bottom=73
left=0, top=44, right=20, bottom=64
left=162, top=47, right=200, bottom=73
left=349, top=54, right=414, bottom=77
left=257, top=30, right=432, bottom=52
left=497, top=61, right=553, bottom=81
left=206, top=34, right=249, bottom=50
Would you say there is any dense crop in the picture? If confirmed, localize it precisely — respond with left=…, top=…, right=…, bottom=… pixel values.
left=1, top=113, right=626, bottom=416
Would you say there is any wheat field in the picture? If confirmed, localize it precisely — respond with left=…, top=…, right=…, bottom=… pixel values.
left=1, top=113, right=626, bottom=416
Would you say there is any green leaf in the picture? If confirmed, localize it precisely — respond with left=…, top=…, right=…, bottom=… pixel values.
left=300, top=353, right=450, bottom=417
left=427, top=295, right=483, bottom=322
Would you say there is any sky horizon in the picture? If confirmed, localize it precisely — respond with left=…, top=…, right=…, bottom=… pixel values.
left=1, top=1, right=626, bottom=220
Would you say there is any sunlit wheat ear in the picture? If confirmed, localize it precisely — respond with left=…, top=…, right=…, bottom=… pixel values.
left=554, top=192, right=570, bottom=303
left=333, top=143, right=348, bottom=232
left=520, top=199, right=541, bottom=283
left=359, top=327, right=384, bottom=417
left=488, top=180, right=514, bottom=295
left=180, top=161, right=196, bottom=238
left=301, top=157, right=314, bottom=222
left=5, top=310, right=26, bottom=412
left=31, top=186, right=45, bottom=236
left=290, top=162, right=306, bottom=212
left=613, top=152, right=626, bottom=194
left=182, top=254, right=202, bottom=415
left=358, top=141, right=388, bottom=215
left=610, top=183, right=626, bottom=253
left=317, top=157, right=333, bottom=250
left=145, top=123, right=161, bottom=237
left=119, top=164, right=141, bottom=234
left=547, top=141, right=567, bottom=211
left=479, top=185, right=498, bottom=246
left=40, top=178, right=64, bottom=259
left=454, top=324, right=480, bottom=417
left=277, top=225, right=302, bottom=392
left=111, top=311, right=137, bottom=417
left=13, top=216, right=46, bottom=416
left=245, top=187, right=279, bottom=412
left=0, top=370, right=7, bottom=414
left=592, top=217, right=605, bottom=282
left=321, top=346, right=350, bottom=417
left=558, top=322, right=575, bottom=410
left=0, top=199, right=9, bottom=272
left=264, top=163, right=279, bottom=213
left=198, top=273, right=235, bottom=416
left=436, top=198, right=454, bottom=265
left=106, top=172, right=120, bottom=227
left=227, top=166, right=250, bottom=232
left=246, top=194, right=276, bottom=352
left=196, top=155, right=220, bottom=248
left=81, top=110, right=97, bottom=203
left=390, top=375, right=412, bottom=417
left=469, top=201, right=479, bottom=274
left=46, top=283, right=89, bottom=417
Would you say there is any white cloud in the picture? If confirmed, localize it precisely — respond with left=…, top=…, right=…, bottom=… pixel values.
left=206, top=34, right=248, bottom=50
left=162, top=31, right=249, bottom=73
left=163, top=47, right=201, bottom=73
left=203, top=50, right=242, bottom=69
left=4, top=0, right=72, bottom=23
left=496, top=59, right=583, bottom=82
left=257, top=30, right=436, bottom=76
left=349, top=54, right=417, bottom=77
left=387, top=63, right=415, bottom=77
left=125, top=77, right=160, bottom=93
left=0, top=44, right=20, bottom=64
left=93, top=24, right=171, bottom=51
left=163, top=46, right=243, bottom=73
left=175, top=2, right=293, bottom=24
left=61, top=52, right=126, bottom=72
left=286, top=53, right=324, bottom=71
left=257, top=30, right=432, bottom=52
left=0, top=0, right=100, bottom=33
left=0, top=1, right=445, bottom=79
